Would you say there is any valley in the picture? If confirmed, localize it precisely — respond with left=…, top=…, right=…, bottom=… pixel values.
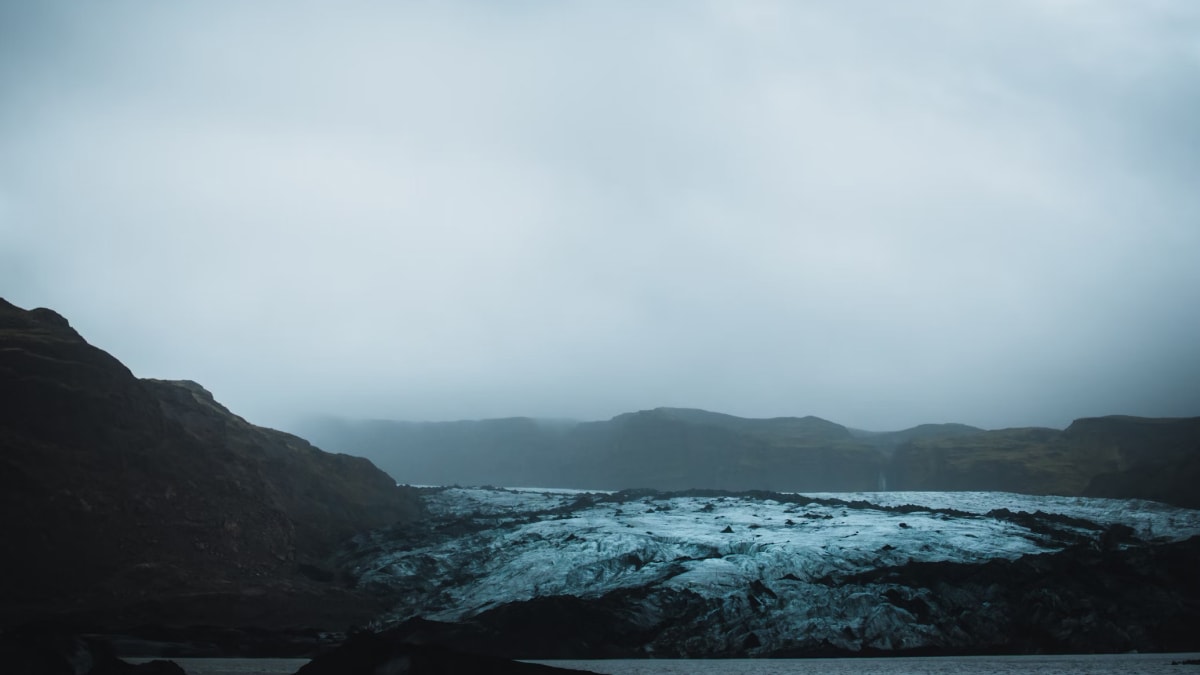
left=3, top=297, right=1199, bottom=666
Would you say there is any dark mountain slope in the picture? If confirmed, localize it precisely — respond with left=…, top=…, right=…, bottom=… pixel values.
left=0, top=298, right=421, bottom=628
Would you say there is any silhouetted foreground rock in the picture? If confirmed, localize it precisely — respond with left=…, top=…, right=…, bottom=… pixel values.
left=296, top=629, right=597, bottom=675
left=0, top=625, right=184, bottom=675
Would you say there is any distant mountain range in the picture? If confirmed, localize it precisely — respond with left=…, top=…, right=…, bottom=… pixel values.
left=298, top=408, right=1200, bottom=508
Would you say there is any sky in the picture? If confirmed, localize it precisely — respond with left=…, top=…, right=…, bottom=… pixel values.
left=2, top=1, right=1199, bottom=432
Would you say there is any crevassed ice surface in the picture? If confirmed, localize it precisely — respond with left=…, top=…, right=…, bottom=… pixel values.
left=358, top=488, right=1200, bottom=628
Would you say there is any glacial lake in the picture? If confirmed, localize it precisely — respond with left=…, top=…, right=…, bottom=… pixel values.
left=158, top=653, right=1200, bottom=674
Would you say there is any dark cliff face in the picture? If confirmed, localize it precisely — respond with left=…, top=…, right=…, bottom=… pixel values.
left=0, top=298, right=422, bottom=628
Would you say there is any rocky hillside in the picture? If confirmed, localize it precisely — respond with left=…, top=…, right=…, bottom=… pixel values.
left=0, top=298, right=422, bottom=629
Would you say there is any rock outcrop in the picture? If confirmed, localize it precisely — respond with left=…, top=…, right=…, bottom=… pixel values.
left=0, top=298, right=422, bottom=629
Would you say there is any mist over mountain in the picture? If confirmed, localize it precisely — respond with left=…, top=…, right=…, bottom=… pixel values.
left=295, top=410, right=1200, bottom=508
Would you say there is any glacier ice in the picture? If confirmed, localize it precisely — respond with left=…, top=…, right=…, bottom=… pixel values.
left=341, top=487, right=1200, bottom=655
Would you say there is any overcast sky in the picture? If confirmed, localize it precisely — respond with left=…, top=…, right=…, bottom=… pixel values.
left=2, top=1, right=1199, bottom=431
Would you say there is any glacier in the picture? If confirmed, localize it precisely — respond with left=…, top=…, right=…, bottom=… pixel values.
left=335, top=487, right=1200, bottom=657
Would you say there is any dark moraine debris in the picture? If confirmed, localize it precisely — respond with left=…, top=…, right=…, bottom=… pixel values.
left=296, top=629, right=597, bottom=674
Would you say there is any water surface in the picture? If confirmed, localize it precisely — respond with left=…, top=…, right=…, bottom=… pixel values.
left=534, top=653, right=1200, bottom=674
left=147, top=653, right=1200, bottom=675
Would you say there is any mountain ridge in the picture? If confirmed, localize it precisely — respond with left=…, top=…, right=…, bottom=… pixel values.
left=298, top=410, right=1200, bottom=507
